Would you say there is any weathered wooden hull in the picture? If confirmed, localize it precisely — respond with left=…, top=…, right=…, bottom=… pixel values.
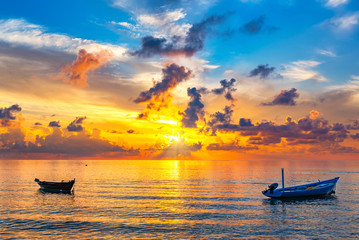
left=35, top=178, right=75, bottom=192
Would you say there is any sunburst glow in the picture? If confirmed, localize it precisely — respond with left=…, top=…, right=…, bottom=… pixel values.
left=163, top=132, right=180, bottom=144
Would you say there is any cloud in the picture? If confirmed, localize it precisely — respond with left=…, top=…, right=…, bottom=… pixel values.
left=134, top=62, right=192, bottom=103
left=48, top=121, right=61, bottom=127
left=157, top=139, right=203, bottom=158
left=280, top=60, right=326, bottom=82
left=211, top=78, right=237, bottom=101
left=138, top=9, right=186, bottom=27
left=240, top=118, right=254, bottom=127
left=61, top=49, right=113, bottom=88
left=0, top=126, right=139, bottom=158
left=111, top=0, right=182, bottom=13
left=347, top=119, right=359, bottom=130
left=67, top=116, right=87, bottom=132
left=209, top=105, right=233, bottom=126
left=134, top=63, right=192, bottom=120
left=0, top=127, right=26, bottom=151
left=0, top=19, right=127, bottom=59
left=0, top=104, right=21, bottom=127
left=325, top=75, right=359, bottom=92
left=324, top=12, right=359, bottom=31
left=129, top=36, right=174, bottom=58
left=109, top=130, right=124, bottom=134
left=262, top=88, right=300, bottom=106
left=249, top=64, right=275, bottom=79
left=0, top=19, right=82, bottom=51
left=111, top=0, right=217, bottom=18
left=130, top=15, right=224, bottom=57
left=114, top=21, right=137, bottom=31
left=135, top=9, right=190, bottom=38
left=206, top=142, right=258, bottom=151
left=207, top=105, right=234, bottom=135
left=239, top=16, right=277, bottom=34
left=325, top=0, right=348, bottom=8
left=181, top=87, right=207, bottom=128
left=212, top=111, right=350, bottom=151
left=316, top=49, right=336, bottom=57
left=318, top=81, right=359, bottom=119
left=184, top=15, right=224, bottom=55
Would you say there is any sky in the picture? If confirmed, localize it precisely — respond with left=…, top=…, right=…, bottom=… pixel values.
left=0, top=0, right=359, bottom=160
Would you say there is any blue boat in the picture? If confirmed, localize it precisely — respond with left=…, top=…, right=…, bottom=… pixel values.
left=262, top=169, right=339, bottom=199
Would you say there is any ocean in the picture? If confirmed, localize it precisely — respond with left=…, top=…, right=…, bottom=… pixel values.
left=0, top=159, right=358, bottom=239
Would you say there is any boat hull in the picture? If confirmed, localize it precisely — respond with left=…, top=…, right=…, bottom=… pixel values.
left=35, top=179, right=75, bottom=192
left=263, top=177, right=339, bottom=199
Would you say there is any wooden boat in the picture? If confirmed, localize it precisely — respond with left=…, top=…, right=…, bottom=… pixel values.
left=34, top=178, right=75, bottom=192
left=262, top=169, right=339, bottom=199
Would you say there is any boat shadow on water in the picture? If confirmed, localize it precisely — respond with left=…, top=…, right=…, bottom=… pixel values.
left=35, top=189, right=75, bottom=206
left=37, top=188, right=75, bottom=195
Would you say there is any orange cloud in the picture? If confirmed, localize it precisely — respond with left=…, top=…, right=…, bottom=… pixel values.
left=309, top=110, right=322, bottom=120
left=62, top=48, right=113, bottom=88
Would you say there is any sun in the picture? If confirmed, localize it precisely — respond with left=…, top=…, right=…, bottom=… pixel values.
left=163, top=132, right=180, bottom=144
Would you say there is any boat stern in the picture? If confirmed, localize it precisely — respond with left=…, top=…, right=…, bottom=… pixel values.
left=262, top=189, right=283, bottom=198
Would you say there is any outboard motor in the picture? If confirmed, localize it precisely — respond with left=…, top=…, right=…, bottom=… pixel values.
left=268, top=183, right=279, bottom=194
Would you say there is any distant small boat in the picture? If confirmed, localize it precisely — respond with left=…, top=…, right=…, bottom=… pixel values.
left=34, top=178, right=75, bottom=193
left=262, top=169, right=339, bottom=199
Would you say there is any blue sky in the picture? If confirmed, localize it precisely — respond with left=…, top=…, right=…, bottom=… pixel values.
left=1, top=0, right=359, bottom=159
left=1, top=0, right=358, bottom=84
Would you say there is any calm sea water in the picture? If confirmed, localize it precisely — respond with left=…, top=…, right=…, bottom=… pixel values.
left=0, top=159, right=358, bottom=239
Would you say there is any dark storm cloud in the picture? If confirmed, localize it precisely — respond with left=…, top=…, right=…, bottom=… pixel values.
left=181, top=87, right=207, bottom=128
left=205, top=106, right=234, bottom=136
left=262, top=88, right=299, bottom=106
left=130, top=15, right=225, bottom=58
left=67, top=125, right=83, bottom=132
left=137, top=112, right=149, bottom=120
left=208, top=105, right=234, bottom=127
left=239, top=118, right=254, bottom=127
left=134, top=63, right=192, bottom=103
left=249, top=64, right=275, bottom=79
left=67, top=116, right=87, bottom=132
left=240, top=15, right=277, bottom=34
left=48, top=121, right=61, bottom=127
left=183, top=15, right=224, bottom=56
left=247, top=135, right=282, bottom=145
left=212, top=78, right=236, bottom=101
left=130, top=36, right=173, bottom=58
left=347, top=120, right=359, bottom=130
left=0, top=104, right=22, bottom=127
